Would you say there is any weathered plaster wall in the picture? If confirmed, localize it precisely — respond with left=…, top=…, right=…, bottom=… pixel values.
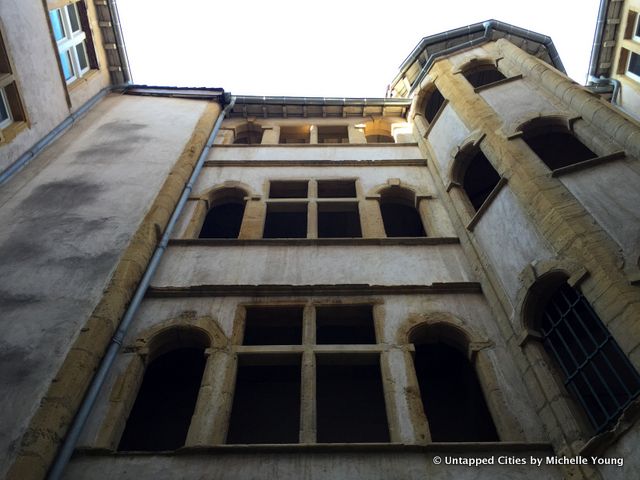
left=472, top=186, right=554, bottom=306
left=0, top=94, right=207, bottom=478
left=65, top=447, right=563, bottom=480
left=153, top=244, right=474, bottom=287
left=557, top=158, right=640, bottom=275
left=0, top=0, right=70, bottom=171
left=208, top=144, right=421, bottom=162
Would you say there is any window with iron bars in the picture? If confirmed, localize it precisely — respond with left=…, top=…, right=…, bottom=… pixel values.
left=541, top=282, right=640, bottom=433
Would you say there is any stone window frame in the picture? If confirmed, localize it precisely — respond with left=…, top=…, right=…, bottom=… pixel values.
left=446, top=134, right=508, bottom=231
left=262, top=178, right=364, bottom=239
left=365, top=180, right=434, bottom=238
left=509, top=115, right=627, bottom=178
left=0, top=22, right=28, bottom=144
left=397, top=312, right=526, bottom=443
left=225, top=300, right=395, bottom=445
left=47, top=0, right=99, bottom=87
left=453, top=57, right=515, bottom=92
left=412, top=81, right=448, bottom=139
left=95, top=314, right=229, bottom=450
left=179, top=181, right=259, bottom=239
left=514, top=260, right=611, bottom=453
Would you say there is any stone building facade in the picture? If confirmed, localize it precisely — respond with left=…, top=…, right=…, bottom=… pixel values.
left=1, top=2, right=640, bottom=480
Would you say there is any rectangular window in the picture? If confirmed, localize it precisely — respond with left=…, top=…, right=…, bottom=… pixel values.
left=0, top=28, right=26, bottom=141
left=279, top=125, right=310, bottom=144
left=317, top=202, right=362, bottom=238
left=228, top=303, right=389, bottom=445
left=316, top=305, right=375, bottom=344
left=269, top=180, right=309, bottom=198
left=316, top=356, right=389, bottom=443
left=317, top=180, right=357, bottom=198
left=49, top=1, right=94, bottom=84
left=227, top=355, right=302, bottom=444
left=263, top=203, right=308, bottom=238
left=628, top=51, right=640, bottom=82
left=243, top=306, right=304, bottom=345
left=317, top=125, right=349, bottom=144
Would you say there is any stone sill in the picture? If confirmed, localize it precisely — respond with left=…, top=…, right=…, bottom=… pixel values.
left=550, top=150, right=626, bottom=177
left=169, top=237, right=460, bottom=247
left=213, top=143, right=419, bottom=148
left=146, top=283, right=483, bottom=298
left=76, top=442, right=554, bottom=456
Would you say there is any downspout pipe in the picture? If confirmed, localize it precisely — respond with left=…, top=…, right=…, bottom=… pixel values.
left=106, top=0, right=132, bottom=83
left=47, top=95, right=236, bottom=480
left=588, top=75, right=621, bottom=104
left=588, top=0, right=609, bottom=79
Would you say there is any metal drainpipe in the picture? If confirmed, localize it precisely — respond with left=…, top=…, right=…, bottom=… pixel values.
left=46, top=95, right=236, bottom=480
left=106, top=0, right=132, bottom=83
left=588, top=75, right=621, bottom=104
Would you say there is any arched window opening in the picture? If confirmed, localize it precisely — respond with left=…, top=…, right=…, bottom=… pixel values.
left=118, top=347, right=206, bottom=451
left=461, top=149, right=501, bottom=211
left=523, top=130, right=597, bottom=171
left=233, top=123, right=263, bottom=144
left=463, top=64, right=506, bottom=88
left=379, top=187, right=426, bottom=237
left=532, top=280, right=640, bottom=433
left=410, top=325, right=498, bottom=442
left=199, top=188, right=246, bottom=239
left=424, top=87, right=445, bottom=123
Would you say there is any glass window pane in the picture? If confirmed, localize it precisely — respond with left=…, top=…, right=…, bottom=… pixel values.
left=76, top=42, right=88, bottom=71
left=49, top=9, right=65, bottom=41
left=67, top=4, right=81, bottom=32
left=60, top=50, right=74, bottom=81
left=0, top=89, right=10, bottom=123
left=629, top=52, right=640, bottom=77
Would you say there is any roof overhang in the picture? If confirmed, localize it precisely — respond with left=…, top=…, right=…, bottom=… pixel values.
left=389, top=19, right=565, bottom=98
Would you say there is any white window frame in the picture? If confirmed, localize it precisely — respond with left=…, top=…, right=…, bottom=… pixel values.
left=50, top=2, right=90, bottom=84
left=0, top=86, right=13, bottom=129
left=627, top=51, right=640, bottom=83
left=633, top=12, right=640, bottom=42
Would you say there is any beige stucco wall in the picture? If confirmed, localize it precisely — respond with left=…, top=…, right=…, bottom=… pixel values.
left=0, top=94, right=208, bottom=478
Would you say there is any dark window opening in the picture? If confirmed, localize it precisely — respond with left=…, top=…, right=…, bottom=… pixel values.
left=424, top=88, right=445, bottom=123
left=540, top=282, right=640, bottom=433
left=316, top=357, right=389, bottom=443
left=524, top=131, right=597, bottom=171
left=463, top=66, right=506, bottom=88
left=234, top=125, right=263, bottom=144
left=317, top=202, right=362, bottom=238
left=380, top=202, right=426, bottom=237
left=462, top=150, right=500, bottom=211
left=118, top=348, right=206, bottom=451
left=413, top=343, right=498, bottom=442
left=317, top=126, right=349, bottom=144
left=317, top=180, right=357, bottom=198
left=199, top=202, right=245, bottom=238
left=280, top=126, right=310, bottom=144
left=263, top=203, right=308, bottom=238
left=243, top=306, right=304, bottom=345
left=269, top=180, right=309, bottom=198
left=316, top=305, right=375, bottom=344
left=226, top=357, right=301, bottom=444
left=366, top=134, right=395, bottom=143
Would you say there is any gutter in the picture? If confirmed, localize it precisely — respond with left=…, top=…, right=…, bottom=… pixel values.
left=389, top=19, right=565, bottom=97
left=231, top=95, right=412, bottom=107
left=587, top=0, right=609, bottom=79
left=46, top=94, right=236, bottom=480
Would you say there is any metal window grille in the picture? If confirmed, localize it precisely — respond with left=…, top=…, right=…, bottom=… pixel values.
left=541, top=282, right=640, bottom=433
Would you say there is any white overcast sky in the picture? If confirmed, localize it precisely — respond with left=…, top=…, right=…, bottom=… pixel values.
left=117, top=0, right=601, bottom=97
